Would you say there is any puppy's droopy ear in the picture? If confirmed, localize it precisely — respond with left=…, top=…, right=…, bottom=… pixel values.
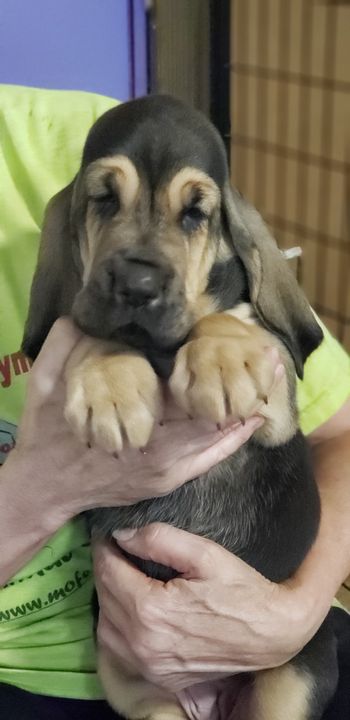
left=222, top=183, right=323, bottom=378
left=22, top=182, right=81, bottom=360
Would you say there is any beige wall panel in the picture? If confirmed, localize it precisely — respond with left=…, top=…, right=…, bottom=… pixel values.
left=301, top=241, right=318, bottom=307
left=287, top=0, right=304, bottom=75
left=327, top=171, right=346, bottom=241
left=310, top=4, right=328, bottom=79
left=301, top=165, right=318, bottom=231
left=335, top=6, right=350, bottom=84
left=324, top=246, right=342, bottom=314
left=332, top=90, right=347, bottom=163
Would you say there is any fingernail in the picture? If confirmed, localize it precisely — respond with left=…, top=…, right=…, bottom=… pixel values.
left=112, top=528, right=137, bottom=542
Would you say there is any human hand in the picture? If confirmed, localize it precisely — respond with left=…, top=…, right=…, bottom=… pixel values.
left=10, top=318, right=266, bottom=525
left=94, top=524, right=329, bottom=695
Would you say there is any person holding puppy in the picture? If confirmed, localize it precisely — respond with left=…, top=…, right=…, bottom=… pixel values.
left=1, top=317, right=350, bottom=719
left=1, top=86, right=350, bottom=719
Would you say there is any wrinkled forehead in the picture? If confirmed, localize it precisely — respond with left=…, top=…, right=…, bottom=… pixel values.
left=81, top=97, right=229, bottom=190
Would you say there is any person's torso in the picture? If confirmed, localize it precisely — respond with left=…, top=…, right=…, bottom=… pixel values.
left=0, top=159, right=103, bottom=699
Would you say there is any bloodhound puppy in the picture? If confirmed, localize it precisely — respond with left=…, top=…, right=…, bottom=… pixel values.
left=23, top=96, right=338, bottom=720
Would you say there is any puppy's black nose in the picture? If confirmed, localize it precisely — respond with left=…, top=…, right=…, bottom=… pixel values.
left=114, top=259, right=165, bottom=307
left=101, top=255, right=171, bottom=308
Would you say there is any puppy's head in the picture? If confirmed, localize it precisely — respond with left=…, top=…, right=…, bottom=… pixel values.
left=70, top=96, right=230, bottom=357
left=23, top=95, right=322, bottom=377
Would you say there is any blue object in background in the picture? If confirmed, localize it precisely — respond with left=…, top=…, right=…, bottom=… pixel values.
left=0, top=0, right=147, bottom=99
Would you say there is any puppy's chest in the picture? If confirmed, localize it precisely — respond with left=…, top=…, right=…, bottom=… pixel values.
left=88, top=445, right=252, bottom=568
left=88, top=429, right=319, bottom=584
left=88, top=444, right=255, bottom=561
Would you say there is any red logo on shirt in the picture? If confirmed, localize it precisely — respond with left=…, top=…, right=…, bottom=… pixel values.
left=0, top=350, right=32, bottom=388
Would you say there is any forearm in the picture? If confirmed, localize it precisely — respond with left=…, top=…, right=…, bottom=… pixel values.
left=0, top=451, right=71, bottom=586
left=290, top=429, right=350, bottom=623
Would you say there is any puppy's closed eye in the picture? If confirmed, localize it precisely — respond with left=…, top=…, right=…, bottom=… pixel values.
left=181, top=205, right=207, bottom=234
left=90, top=189, right=120, bottom=217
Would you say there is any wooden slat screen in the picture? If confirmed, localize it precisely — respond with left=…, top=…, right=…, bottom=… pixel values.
left=230, top=0, right=350, bottom=349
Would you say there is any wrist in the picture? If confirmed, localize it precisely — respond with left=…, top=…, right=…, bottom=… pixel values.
left=283, top=517, right=350, bottom=648
left=0, top=451, right=75, bottom=585
left=2, top=448, right=75, bottom=534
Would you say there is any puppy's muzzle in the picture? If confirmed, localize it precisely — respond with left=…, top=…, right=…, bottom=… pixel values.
left=73, top=250, right=188, bottom=354
left=105, top=255, right=170, bottom=309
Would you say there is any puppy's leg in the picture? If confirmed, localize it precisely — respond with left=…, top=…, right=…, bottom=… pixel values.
left=99, top=648, right=188, bottom=720
left=64, top=336, right=162, bottom=452
left=246, top=665, right=315, bottom=720
left=245, top=619, right=338, bottom=720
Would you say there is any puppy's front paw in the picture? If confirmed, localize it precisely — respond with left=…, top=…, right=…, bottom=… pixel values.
left=169, top=328, right=276, bottom=425
left=65, top=354, right=162, bottom=452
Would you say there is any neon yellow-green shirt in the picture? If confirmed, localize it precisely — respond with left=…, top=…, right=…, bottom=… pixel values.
left=1, top=85, right=350, bottom=699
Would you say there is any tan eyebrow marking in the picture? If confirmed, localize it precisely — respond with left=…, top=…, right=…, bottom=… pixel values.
left=86, top=155, right=140, bottom=209
left=167, top=167, right=220, bottom=216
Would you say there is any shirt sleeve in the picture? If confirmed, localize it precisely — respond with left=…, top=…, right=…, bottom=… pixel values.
left=297, top=321, right=350, bottom=435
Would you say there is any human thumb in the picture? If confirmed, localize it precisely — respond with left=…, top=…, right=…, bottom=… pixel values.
left=29, top=317, right=82, bottom=391
left=113, top=522, right=231, bottom=580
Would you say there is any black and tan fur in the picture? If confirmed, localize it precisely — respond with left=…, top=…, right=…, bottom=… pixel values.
left=23, top=96, right=338, bottom=720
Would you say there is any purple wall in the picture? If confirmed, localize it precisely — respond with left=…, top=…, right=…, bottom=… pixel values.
left=0, top=0, right=147, bottom=99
